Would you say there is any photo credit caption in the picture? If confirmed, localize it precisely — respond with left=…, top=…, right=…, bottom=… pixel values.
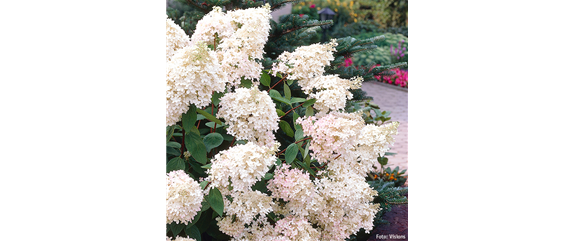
left=376, top=234, right=406, bottom=240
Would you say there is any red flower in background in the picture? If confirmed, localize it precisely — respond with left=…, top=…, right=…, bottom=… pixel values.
left=310, top=4, right=316, bottom=8
left=344, top=57, right=353, bottom=67
left=382, top=68, right=408, bottom=88
left=299, top=14, right=304, bottom=17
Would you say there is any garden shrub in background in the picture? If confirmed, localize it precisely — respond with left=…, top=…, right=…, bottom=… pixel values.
left=165, top=0, right=408, bottom=240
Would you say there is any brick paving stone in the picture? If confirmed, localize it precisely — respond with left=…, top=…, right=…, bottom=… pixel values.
left=361, top=81, right=408, bottom=176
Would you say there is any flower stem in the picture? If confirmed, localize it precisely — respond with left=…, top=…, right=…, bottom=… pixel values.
left=268, top=75, right=287, bottom=92
left=282, top=102, right=305, bottom=118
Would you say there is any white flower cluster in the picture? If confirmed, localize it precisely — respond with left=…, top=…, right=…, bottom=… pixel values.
left=271, top=40, right=338, bottom=93
left=191, top=5, right=272, bottom=87
left=166, top=42, right=227, bottom=126
left=271, top=39, right=365, bottom=116
left=217, top=87, right=280, bottom=146
left=166, top=16, right=190, bottom=62
left=351, top=122, right=400, bottom=176
left=225, top=190, right=273, bottom=224
left=166, top=170, right=203, bottom=225
left=207, top=143, right=278, bottom=240
left=309, top=75, right=363, bottom=115
left=206, top=142, right=278, bottom=194
left=273, top=216, right=321, bottom=240
left=313, top=174, right=380, bottom=241
left=190, top=7, right=235, bottom=47
left=266, top=164, right=382, bottom=241
left=298, top=110, right=400, bottom=177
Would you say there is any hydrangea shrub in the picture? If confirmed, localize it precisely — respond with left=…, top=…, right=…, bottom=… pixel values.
left=166, top=5, right=399, bottom=241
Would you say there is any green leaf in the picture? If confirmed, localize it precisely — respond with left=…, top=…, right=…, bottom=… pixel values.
left=171, top=223, right=185, bottom=237
left=211, top=91, right=225, bottom=106
left=384, top=152, right=397, bottom=156
left=200, top=200, right=210, bottom=212
left=303, top=98, right=317, bottom=108
left=295, top=129, right=304, bottom=141
left=205, top=122, right=225, bottom=129
left=264, top=173, right=274, bottom=180
left=291, top=97, right=307, bottom=104
left=285, top=143, right=298, bottom=164
left=166, top=142, right=181, bottom=149
left=185, top=130, right=208, bottom=164
left=240, top=77, right=252, bottom=88
left=276, top=109, right=286, bottom=117
left=196, top=109, right=222, bottom=125
left=378, top=156, right=388, bottom=166
left=272, top=96, right=292, bottom=106
left=269, top=89, right=281, bottom=99
left=305, top=106, right=314, bottom=116
left=203, top=133, right=224, bottom=152
left=185, top=225, right=201, bottom=241
left=189, top=211, right=202, bottom=227
left=304, top=141, right=310, bottom=158
left=284, top=82, right=291, bottom=100
left=208, top=188, right=224, bottom=216
left=182, top=105, right=197, bottom=134
left=200, top=181, right=209, bottom=189
left=166, top=147, right=180, bottom=157
left=166, top=126, right=175, bottom=143
left=197, top=114, right=206, bottom=120
left=279, top=120, right=294, bottom=137
left=286, top=79, right=294, bottom=85
left=260, top=72, right=271, bottom=87
left=201, top=163, right=212, bottom=169
left=166, top=157, right=186, bottom=173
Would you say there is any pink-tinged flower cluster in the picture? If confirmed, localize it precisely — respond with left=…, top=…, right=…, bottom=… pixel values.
left=382, top=68, right=408, bottom=88
left=297, top=112, right=364, bottom=164
left=267, top=165, right=324, bottom=217
left=166, top=170, right=203, bottom=225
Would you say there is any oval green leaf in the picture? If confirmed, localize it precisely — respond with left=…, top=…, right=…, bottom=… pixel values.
left=279, top=120, right=294, bottom=137
left=166, top=157, right=185, bottom=173
left=203, top=133, right=224, bottom=152
left=185, top=130, right=207, bottom=164
left=182, top=105, right=197, bottom=134
left=285, top=143, right=298, bottom=164
left=208, top=188, right=224, bottom=216
left=260, top=72, right=271, bottom=87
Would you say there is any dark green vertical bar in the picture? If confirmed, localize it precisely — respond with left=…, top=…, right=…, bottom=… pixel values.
left=409, top=54, right=574, bottom=192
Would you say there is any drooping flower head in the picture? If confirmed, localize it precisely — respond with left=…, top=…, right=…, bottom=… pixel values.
left=308, top=75, right=363, bottom=115
left=166, top=42, right=227, bottom=126
left=166, top=170, right=203, bottom=225
left=217, top=87, right=280, bottom=146
left=271, top=39, right=338, bottom=93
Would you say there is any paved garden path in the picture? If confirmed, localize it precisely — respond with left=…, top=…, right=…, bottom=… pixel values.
left=361, top=81, right=408, bottom=176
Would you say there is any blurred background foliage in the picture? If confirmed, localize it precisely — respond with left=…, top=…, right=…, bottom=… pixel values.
left=292, top=0, right=407, bottom=69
